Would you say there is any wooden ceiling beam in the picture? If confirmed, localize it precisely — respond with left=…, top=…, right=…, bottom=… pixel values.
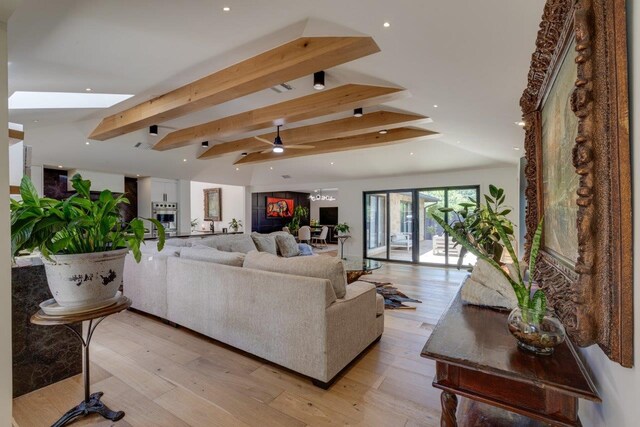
left=154, top=84, right=405, bottom=151
left=198, top=110, right=430, bottom=159
left=234, top=127, right=439, bottom=165
left=9, top=129, right=24, bottom=145
left=89, top=36, right=380, bottom=141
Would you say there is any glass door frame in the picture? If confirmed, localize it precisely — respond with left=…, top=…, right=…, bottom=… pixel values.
left=362, top=185, right=480, bottom=267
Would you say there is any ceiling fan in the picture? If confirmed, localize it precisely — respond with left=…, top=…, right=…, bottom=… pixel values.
left=254, top=125, right=315, bottom=153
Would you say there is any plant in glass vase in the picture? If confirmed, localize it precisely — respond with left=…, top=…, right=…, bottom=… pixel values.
left=433, top=186, right=565, bottom=355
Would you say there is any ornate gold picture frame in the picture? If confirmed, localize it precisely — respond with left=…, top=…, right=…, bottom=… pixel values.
left=521, top=0, right=632, bottom=366
left=204, top=188, right=222, bottom=222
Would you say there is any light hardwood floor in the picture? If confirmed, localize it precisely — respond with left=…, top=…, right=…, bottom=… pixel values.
left=13, top=263, right=466, bottom=427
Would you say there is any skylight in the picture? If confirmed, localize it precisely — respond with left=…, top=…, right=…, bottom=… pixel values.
left=8, top=91, right=134, bottom=109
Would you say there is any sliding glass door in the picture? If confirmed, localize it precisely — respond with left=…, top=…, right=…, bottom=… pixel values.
left=364, top=186, right=480, bottom=267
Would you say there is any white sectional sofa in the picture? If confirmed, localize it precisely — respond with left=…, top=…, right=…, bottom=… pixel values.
left=123, top=233, right=384, bottom=387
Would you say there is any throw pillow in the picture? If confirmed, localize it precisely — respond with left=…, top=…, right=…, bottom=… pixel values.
left=251, top=233, right=278, bottom=255
left=243, top=251, right=347, bottom=298
left=164, top=238, right=192, bottom=247
left=298, top=243, right=314, bottom=256
left=180, top=245, right=245, bottom=267
left=275, top=234, right=300, bottom=258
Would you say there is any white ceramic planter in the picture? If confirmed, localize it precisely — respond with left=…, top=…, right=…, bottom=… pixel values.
left=42, top=248, right=128, bottom=308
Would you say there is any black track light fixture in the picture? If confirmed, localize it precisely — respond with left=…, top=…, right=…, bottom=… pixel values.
left=202, top=141, right=209, bottom=147
left=313, top=71, right=325, bottom=90
left=149, top=125, right=158, bottom=136
left=272, top=125, right=284, bottom=153
left=353, top=108, right=363, bottom=118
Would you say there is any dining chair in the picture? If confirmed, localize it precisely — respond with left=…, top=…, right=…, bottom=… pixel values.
left=298, top=226, right=311, bottom=244
left=311, top=226, right=329, bottom=248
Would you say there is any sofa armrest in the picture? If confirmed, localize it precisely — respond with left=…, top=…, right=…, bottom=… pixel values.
left=324, top=280, right=381, bottom=381
left=123, top=252, right=169, bottom=318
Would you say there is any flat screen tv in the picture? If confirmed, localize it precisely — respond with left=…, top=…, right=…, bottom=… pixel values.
left=319, top=207, right=338, bottom=225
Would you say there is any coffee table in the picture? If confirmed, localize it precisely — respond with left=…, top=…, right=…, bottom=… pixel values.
left=342, top=257, right=382, bottom=283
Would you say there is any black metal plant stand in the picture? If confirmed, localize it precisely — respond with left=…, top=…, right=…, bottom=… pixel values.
left=337, top=235, right=351, bottom=260
left=31, top=297, right=131, bottom=427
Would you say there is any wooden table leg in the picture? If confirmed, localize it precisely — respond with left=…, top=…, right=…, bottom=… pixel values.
left=440, top=391, right=458, bottom=427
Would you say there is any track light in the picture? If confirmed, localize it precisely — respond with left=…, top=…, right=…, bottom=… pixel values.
left=313, top=71, right=325, bottom=90
left=241, top=152, right=248, bottom=157
left=379, top=129, right=388, bottom=135
left=149, top=125, right=158, bottom=136
left=202, top=141, right=209, bottom=147
left=353, top=108, right=363, bottom=118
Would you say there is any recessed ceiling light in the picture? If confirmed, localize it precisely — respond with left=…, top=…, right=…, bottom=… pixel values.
left=223, top=6, right=230, bottom=11
left=330, top=162, right=334, bottom=165
left=9, top=91, right=133, bottom=109
left=379, top=129, right=388, bottom=135
left=383, top=22, right=390, bottom=28
left=515, top=121, right=526, bottom=127
left=85, top=88, right=92, bottom=92
left=57, top=165, right=63, bottom=168
left=183, top=158, right=187, bottom=162
left=85, top=141, right=90, bottom=145
left=235, top=167, right=239, bottom=171
left=270, top=166, right=274, bottom=170
left=33, top=120, right=39, bottom=123
left=433, top=104, right=438, bottom=108
left=513, top=147, right=521, bottom=151
left=456, top=141, right=461, bottom=144
left=410, top=152, right=414, bottom=156
left=136, top=174, right=140, bottom=177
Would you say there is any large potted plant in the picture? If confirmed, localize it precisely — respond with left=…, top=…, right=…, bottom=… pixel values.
left=10, top=174, right=165, bottom=310
left=286, top=205, right=309, bottom=235
left=434, top=186, right=565, bottom=355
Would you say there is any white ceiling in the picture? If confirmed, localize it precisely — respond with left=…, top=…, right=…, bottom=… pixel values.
left=8, top=0, right=545, bottom=186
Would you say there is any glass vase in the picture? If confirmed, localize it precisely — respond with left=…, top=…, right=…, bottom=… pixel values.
left=507, top=305, right=566, bottom=355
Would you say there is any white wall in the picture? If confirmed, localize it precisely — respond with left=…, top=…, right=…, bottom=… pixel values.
left=8, top=140, right=23, bottom=185
left=1, top=15, right=13, bottom=427
left=248, top=165, right=519, bottom=257
left=578, top=3, right=639, bottom=425
left=66, top=169, right=124, bottom=193
left=190, top=181, right=246, bottom=232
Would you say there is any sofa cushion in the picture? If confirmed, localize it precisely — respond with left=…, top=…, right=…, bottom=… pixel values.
left=243, top=251, right=347, bottom=298
left=180, top=245, right=245, bottom=267
left=165, top=238, right=192, bottom=247
left=376, top=294, right=384, bottom=316
left=251, top=233, right=278, bottom=255
left=298, top=243, right=314, bottom=256
left=199, top=234, right=257, bottom=253
left=275, top=234, right=300, bottom=258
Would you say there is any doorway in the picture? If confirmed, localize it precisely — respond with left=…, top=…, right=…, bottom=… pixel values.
left=363, top=186, right=480, bottom=267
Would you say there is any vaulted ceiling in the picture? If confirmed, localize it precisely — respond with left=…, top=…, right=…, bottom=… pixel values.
left=7, top=0, right=546, bottom=186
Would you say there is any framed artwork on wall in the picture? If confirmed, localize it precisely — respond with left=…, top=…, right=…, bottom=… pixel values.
left=204, top=188, right=222, bottom=222
left=521, top=0, right=632, bottom=366
left=266, top=197, right=294, bottom=218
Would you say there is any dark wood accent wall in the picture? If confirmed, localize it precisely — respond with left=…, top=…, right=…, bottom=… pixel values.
left=251, top=191, right=310, bottom=233
left=43, top=168, right=138, bottom=223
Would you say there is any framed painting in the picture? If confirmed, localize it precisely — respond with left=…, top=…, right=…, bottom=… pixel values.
left=521, top=0, right=632, bottom=366
left=266, top=197, right=294, bottom=218
left=204, top=188, right=222, bottom=222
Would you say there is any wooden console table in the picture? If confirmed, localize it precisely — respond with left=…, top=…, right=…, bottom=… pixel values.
left=31, top=296, right=132, bottom=427
left=421, top=293, right=600, bottom=426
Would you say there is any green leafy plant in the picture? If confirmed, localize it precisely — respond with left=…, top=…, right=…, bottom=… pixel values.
left=286, top=205, right=309, bottom=234
left=433, top=186, right=546, bottom=320
left=10, top=174, right=165, bottom=263
left=228, top=218, right=242, bottom=231
left=334, top=222, right=350, bottom=234
left=439, top=185, right=514, bottom=267
left=191, top=218, right=199, bottom=228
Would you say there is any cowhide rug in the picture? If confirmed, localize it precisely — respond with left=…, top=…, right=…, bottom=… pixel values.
left=360, top=279, right=422, bottom=310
